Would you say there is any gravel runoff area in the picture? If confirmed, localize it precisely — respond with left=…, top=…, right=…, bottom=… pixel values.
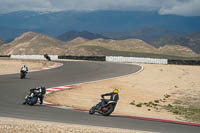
left=45, top=63, right=200, bottom=122
left=0, top=117, right=152, bottom=133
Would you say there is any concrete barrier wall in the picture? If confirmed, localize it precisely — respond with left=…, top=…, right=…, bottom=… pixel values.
left=106, top=56, right=168, bottom=64
left=10, top=55, right=58, bottom=60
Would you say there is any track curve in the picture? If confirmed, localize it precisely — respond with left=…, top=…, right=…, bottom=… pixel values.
left=0, top=61, right=199, bottom=133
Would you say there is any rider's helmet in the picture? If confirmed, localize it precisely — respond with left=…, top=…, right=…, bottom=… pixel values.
left=41, top=86, right=46, bottom=94
left=23, top=64, right=27, bottom=69
left=113, top=89, right=119, bottom=94
left=41, top=86, right=45, bottom=89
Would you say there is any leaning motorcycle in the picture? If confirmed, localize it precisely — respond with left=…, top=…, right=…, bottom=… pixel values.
left=44, top=54, right=51, bottom=61
left=20, top=70, right=27, bottom=79
left=89, top=98, right=117, bottom=116
left=22, top=93, right=39, bottom=106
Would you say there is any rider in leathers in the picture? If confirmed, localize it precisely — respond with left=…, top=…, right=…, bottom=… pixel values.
left=21, top=64, right=28, bottom=73
left=100, top=89, right=119, bottom=108
left=29, top=86, right=46, bottom=104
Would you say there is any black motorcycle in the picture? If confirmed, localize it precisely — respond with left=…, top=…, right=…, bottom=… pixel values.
left=44, top=54, right=51, bottom=61
left=22, top=87, right=46, bottom=106
left=20, top=70, right=27, bottom=79
left=89, top=98, right=117, bottom=116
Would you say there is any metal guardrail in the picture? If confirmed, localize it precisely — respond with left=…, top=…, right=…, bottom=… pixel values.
left=168, top=59, right=200, bottom=65
left=58, top=56, right=106, bottom=61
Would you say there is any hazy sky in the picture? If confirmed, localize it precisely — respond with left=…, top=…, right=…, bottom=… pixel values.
left=0, top=0, right=199, bottom=16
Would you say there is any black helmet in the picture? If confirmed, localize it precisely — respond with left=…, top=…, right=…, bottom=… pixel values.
left=41, top=86, right=45, bottom=89
left=41, top=86, right=46, bottom=94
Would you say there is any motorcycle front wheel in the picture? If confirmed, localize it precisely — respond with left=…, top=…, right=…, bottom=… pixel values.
left=89, top=106, right=96, bottom=115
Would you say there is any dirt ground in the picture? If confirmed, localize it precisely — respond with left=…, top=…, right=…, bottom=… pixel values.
left=45, top=63, right=200, bottom=122
left=0, top=58, right=54, bottom=75
left=0, top=117, right=150, bottom=133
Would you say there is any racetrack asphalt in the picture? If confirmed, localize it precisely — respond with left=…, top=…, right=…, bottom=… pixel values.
left=0, top=61, right=199, bottom=133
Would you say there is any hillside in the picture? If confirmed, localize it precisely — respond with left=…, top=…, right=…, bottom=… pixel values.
left=64, top=38, right=159, bottom=53
left=57, top=31, right=109, bottom=42
left=0, top=32, right=64, bottom=55
left=0, top=32, right=199, bottom=59
left=152, top=32, right=200, bottom=53
left=158, top=45, right=198, bottom=57
left=63, top=38, right=199, bottom=58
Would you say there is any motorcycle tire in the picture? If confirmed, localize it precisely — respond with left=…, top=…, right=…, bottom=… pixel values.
left=20, top=74, right=23, bottom=79
left=102, top=104, right=114, bottom=116
left=28, top=100, right=34, bottom=106
left=28, top=97, right=37, bottom=106
left=89, top=106, right=96, bottom=115
left=20, top=73, right=25, bottom=79
left=22, top=100, right=26, bottom=105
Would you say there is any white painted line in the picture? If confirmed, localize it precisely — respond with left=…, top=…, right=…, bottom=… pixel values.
left=70, top=63, right=144, bottom=86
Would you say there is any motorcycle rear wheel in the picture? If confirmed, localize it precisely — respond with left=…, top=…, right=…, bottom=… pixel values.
left=102, top=104, right=114, bottom=116
left=28, top=97, right=37, bottom=106
left=20, top=73, right=25, bottom=79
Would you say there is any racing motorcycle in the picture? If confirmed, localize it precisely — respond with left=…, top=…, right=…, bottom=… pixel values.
left=20, top=70, right=27, bottom=79
left=89, top=98, right=117, bottom=116
left=22, top=91, right=41, bottom=106
left=44, top=54, right=51, bottom=61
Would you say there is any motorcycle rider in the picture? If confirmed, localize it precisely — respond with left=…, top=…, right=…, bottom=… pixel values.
left=89, top=89, right=119, bottom=115
left=44, top=54, right=51, bottom=61
left=23, top=86, right=46, bottom=105
left=30, top=86, right=46, bottom=104
left=100, top=89, right=119, bottom=107
left=21, top=64, right=28, bottom=73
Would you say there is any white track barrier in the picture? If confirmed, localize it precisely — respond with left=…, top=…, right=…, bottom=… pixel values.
left=106, top=56, right=168, bottom=64
left=10, top=55, right=58, bottom=60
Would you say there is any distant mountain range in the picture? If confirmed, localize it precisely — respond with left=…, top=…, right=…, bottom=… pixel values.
left=0, top=32, right=199, bottom=59
left=0, top=39, right=5, bottom=45
left=57, top=29, right=176, bottom=43
left=0, top=10, right=200, bottom=41
left=152, top=32, right=200, bottom=53
left=57, top=31, right=109, bottom=42
left=56, top=30, right=200, bottom=54
left=101, top=27, right=180, bottom=43
left=0, top=10, right=199, bottom=56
